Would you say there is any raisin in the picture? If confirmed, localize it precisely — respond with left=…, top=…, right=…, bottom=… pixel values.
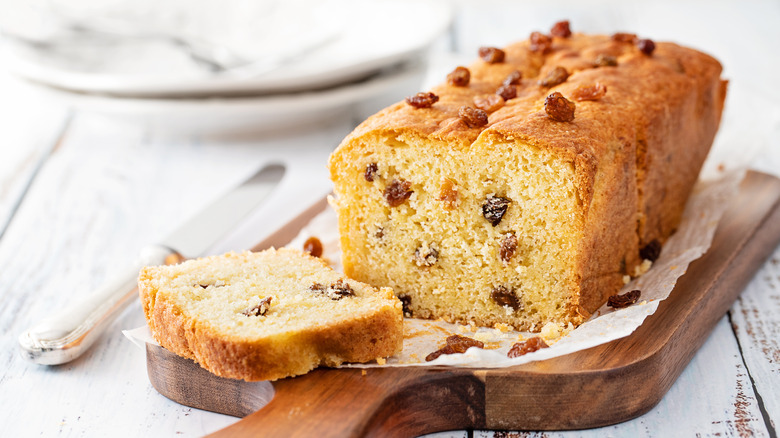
left=529, top=32, right=552, bottom=53
left=425, top=335, right=484, bottom=362
left=241, top=296, right=272, bottom=317
left=364, top=162, right=378, bottom=182
left=405, top=92, right=439, bottom=108
left=375, top=226, right=385, bottom=239
left=310, top=283, right=326, bottom=293
left=437, top=178, right=459, bottom=209
left=384, top=179, right=413, bottom=207
left=473, top=94, right=505, bottom=113
left=446, top=335, right=483, bottom=351
left=303, top=236, right=323, bottom=258
left=478, top=46, right=505, bottom=63
left=544, top=92, right=576, bottom=122
left=612, top=32, right=638, bottom=44
left=499, top=233, right=518, bottom=263
left=639, top=239, right=662, bottom=262
left=413, top=243, right=439, bottom=267
left=196, top=280, right=225, bottom=288
left=538, top=66, right=569, bottom=87
left=491, top=285, right=521, bottom=310
left=330, top=279, right=354, bottom=298
left=507, top=337, right=549, bottom=358
left=447, top=66, right=471, bottom=86
left=398, top=294, right=413, bottom=317
left=607, top=289, right=641, bottom=308
left=425, top=349, right=445, bottom=362
left=496, top=84, right=517, bottom=101
left=637, top=38, right=656, bottom=55
left=482, top=195, right=511, bottom=226
left=594, top=54, right=618, bottom=67
left=550, top=20, right=572, bottom=38
left=310, top=280, right=355, bottom=300
left=503, top=70, right=522, bottom=86
left=571, top=83, right=607, bottom=101
left=458, top=106, right=489, bottom=128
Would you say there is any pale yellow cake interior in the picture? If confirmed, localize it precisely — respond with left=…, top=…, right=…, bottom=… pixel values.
left=143, top=250, right=399, bottom=341
left=332, top=132, right=583, bottom=331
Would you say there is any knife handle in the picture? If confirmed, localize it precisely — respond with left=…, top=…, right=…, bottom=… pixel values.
left=18, top=245, right=182, bottom=365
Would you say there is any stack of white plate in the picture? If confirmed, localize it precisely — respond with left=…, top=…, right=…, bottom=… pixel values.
left=1, top=0, right=452, bottom=134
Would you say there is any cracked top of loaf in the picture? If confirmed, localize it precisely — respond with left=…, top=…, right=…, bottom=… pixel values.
left=341, top=28, right=724, bottom=160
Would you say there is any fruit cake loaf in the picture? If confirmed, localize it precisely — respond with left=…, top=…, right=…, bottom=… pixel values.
left=327, top=22, right=726, bottom=331
left=138, top=248, right=403, bottom=381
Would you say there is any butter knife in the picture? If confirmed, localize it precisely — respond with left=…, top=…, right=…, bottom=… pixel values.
left=18, top=163, right=285, bottom=365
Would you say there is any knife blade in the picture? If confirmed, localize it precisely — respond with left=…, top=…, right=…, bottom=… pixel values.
left=18, top=163, right=285, bottom=365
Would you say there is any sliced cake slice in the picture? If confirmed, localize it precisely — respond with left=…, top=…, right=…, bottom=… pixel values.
left=138, top=248, right=404, bottom=381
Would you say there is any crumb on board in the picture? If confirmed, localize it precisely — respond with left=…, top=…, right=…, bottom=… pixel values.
left=376, top=357, right=387, bottom=365
left=493, top=323, right=513, bottom=332
left=634, top=259, right=653, bottom=276
left=473, top=331, right=494, bottom=343
left=540, top=322, right=575, bottom=344
left=458, top=321, right=479, bottom=333
left=540, top=322, right=562, bottom=340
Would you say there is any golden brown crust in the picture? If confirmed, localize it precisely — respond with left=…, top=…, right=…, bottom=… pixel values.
left=146, top=299, right=402, bottom=381
left=329, top=30, right=725, bottom=327
left=138, top=250, right=404, bottom=381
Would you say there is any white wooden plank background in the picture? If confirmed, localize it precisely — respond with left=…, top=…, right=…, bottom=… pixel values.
left=1, top=1, right=779, bottom=437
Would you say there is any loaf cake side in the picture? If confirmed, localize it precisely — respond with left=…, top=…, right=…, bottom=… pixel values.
left=139, top=249, right=404, bottom=381
left=328, top=28, right=726, bottom=331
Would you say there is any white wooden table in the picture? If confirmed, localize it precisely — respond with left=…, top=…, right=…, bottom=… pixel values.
left=1, top=1, right=778, bottom=436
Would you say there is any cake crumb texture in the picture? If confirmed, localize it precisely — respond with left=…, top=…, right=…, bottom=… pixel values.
left=138, top=248, right=404, bottom=381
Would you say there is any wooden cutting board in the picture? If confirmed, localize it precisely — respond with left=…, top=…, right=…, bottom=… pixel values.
left=145, top=170, right=780, bottom=437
